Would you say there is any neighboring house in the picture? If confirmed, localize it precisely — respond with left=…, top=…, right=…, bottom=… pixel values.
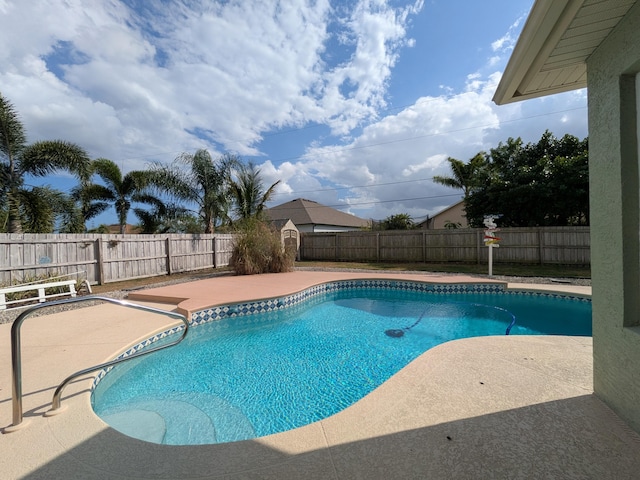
left=105, top=224, right=141, bottom=234
left=495, top=1, right=640, bottom=434
left=418, top=200, right=468, bottom=229
left=266, top=198, right=370, bottom=232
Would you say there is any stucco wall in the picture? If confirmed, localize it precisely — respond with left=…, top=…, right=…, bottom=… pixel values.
left=430, top=201, right=468, bottom=229
left=587, top=1, right=640, bottom=433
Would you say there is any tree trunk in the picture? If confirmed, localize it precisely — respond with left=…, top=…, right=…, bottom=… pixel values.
left=7, top=189, right=23, bottom=233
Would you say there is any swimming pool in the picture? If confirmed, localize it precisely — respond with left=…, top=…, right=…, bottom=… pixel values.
left=91, top=281, right=591, bottom=445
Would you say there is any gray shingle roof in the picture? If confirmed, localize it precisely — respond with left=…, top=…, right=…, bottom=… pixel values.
left=266, top=198, right=369, bottom=228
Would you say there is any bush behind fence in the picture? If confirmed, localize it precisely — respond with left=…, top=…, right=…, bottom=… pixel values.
left=300, top=227, right=590, bottom=265
left=0, top=233, right=235, bottom=286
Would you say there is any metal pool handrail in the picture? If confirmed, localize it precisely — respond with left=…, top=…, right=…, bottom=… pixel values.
left=9, top=296, right=189, bottom=430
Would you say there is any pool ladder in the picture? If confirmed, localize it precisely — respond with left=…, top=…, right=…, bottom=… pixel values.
left=6, top=296, right=189, bottom=431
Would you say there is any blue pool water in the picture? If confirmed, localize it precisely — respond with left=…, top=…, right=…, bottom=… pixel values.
left=91, top=287, right=591, bottom=445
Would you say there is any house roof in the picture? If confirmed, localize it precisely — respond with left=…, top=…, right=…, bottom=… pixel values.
left=430, top=199, right=465, bottom=219
left=269, top=218, right=296, bottom=231
left=106, top=224, right=141, bottom=234
left=266, top=198, right=370, bottom=228
left=493, top=0, right=636, bottom=105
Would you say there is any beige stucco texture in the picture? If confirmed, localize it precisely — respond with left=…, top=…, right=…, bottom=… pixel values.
left=587, top=1, right=640, bottom=434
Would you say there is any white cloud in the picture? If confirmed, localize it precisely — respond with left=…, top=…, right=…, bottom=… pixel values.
left=491, top=16, right=524, bottom=53
left=402, top=154, right=448, bottom=176
left=1, top=0, right=423, bottom=166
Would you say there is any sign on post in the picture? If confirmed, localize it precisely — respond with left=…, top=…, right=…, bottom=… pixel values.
left=483, top=215, right=501, bottom=276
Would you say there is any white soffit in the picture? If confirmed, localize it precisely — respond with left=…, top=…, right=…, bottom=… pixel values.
left=493, top=0, right=636, bottom=105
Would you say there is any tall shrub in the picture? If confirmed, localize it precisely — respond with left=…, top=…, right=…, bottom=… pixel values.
left=230, top=220, right=294, bottom=275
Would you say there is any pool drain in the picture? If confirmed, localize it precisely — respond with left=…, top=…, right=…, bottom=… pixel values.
left=384, top=328, right=405, bottom=338
left=384, top=307, right=429, bottom=338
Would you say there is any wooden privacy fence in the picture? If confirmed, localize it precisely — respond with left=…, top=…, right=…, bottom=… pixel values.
left=300, top=227, right=590, bottom=265
left=0, top=233, right=236, bottom=286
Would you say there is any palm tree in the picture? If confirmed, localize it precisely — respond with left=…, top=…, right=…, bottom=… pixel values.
left=133, top=198, right=191, bottom=234
left=56, top=193, right=86, bottom=233
left=147, top=150, right=239, bottom=233
left=0, top=92, right=92, bottom=233
left=17, top=186, right=76, bottom=233
left=230, top=162, right=280, bottom=222
left=70, top=180, right=111, bottom=228
left=88, top=158, right=156, bottom=234
left=381, top=213, right=414, bottom=230
left=432, top=152, right=487, bottom=197
left=0, top=184, right=83, bottom=233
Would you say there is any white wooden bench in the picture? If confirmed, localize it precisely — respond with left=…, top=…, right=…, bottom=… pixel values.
left=0, top=279, right=78, bottom=310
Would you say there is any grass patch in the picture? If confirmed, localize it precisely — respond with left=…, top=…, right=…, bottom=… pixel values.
left=294, top=261, right=591, bottom=279
left=88, top=261, right=589, bottom=296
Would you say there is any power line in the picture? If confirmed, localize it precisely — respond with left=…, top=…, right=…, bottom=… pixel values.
left=315, top=193, right=462, bottom=211
left=270, top=176, right=439, bottom=196
left=267, top=106, right=587, bottom=164
left=25, top=174, right=460, bottom=218
left=110, top=104, right=586, bottom=165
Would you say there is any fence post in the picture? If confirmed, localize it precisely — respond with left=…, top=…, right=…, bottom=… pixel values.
left=96, top=238, right=105, bottom=285
left=213, top=235, right=218, bottom=269
left=165, top=237, right=172, bottom=275
left=299, top=233, right=303, bottom=261
left=376, top=233, right=380, bottom=262
left=538, top=228, right=544, bottom=265
left=476, top=229, right=481, bottom=264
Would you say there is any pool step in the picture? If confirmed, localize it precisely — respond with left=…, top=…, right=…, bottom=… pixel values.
left=99, top=392, right=255, bottom=445
left=102, top=409, right=166, bottom=443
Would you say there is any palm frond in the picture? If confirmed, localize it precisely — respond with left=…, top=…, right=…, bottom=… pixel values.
left=432, top=175, right=462, bottom=190
left=20, top=140, right=91, bottom=178
left=92, top=158, right=123, bottom=188
left=73, top=183, right=116, bottom=202
left=0, top=93, right=27, bottom=161
left=147, top=162, right=198, bottom=202
left=83, top=202, right=110, bottom=220
left=18, top=186, right=70, bottom=233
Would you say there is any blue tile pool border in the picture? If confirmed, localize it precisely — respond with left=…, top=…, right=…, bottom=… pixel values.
left=189, top=280, right=590, bottom=327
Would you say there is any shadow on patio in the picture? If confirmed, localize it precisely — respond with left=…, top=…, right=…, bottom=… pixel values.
left=19, top=394, right=640, bottom=479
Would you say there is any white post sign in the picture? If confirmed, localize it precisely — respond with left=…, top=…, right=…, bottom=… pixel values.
left=483, top=215, right=501, bottom=276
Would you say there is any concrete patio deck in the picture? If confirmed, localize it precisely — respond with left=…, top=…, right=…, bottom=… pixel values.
left=1, top=271, right=639, bottom=479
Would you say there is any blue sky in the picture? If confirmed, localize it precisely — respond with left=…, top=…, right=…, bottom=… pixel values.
left=0, top=0, right=588, bottom=228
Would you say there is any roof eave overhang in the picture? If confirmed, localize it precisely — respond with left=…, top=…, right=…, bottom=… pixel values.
left=498, top=80, right=587, bottom=105
left=493, top=0, right=585, bottom=105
